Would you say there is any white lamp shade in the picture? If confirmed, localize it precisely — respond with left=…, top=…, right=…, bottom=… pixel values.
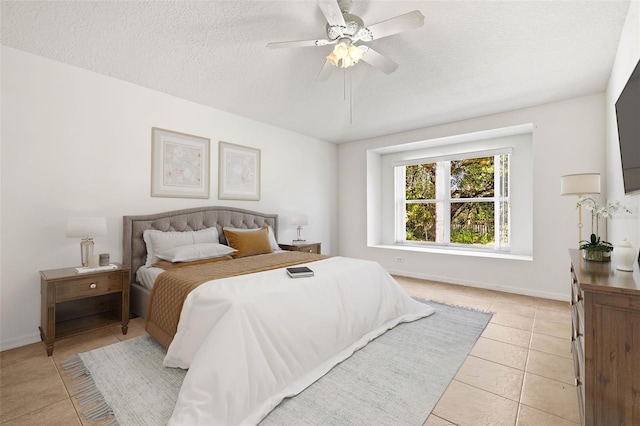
left=291, top=215, right=308, bottom=226
left=66, top=217, right=107, bottom=239
left=560, top=173, right=601, bottom=195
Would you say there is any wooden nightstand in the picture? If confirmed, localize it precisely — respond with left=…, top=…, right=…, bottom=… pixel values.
left=39, top=263, right=130, bottom=356
left=279, top=242, right=321, bottom=254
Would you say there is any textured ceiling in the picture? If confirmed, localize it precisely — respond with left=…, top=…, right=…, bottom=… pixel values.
left=1, top=0, right=631, bottom=144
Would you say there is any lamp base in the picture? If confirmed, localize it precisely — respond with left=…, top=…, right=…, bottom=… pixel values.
left=80, top=238, right=94, bottom=267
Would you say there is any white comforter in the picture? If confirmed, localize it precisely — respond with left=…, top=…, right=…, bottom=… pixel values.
left=166, top=256, right=434, bottom=426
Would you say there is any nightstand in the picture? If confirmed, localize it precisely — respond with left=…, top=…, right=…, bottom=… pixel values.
left=279, top=242, right=321, bottom=254
left=39, top=263, right=130, bottom=356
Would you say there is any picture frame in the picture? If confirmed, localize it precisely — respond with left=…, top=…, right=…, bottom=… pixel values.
left=218, top=141, right=261, bottom=200
left=151, top=127, right=210, bottom=199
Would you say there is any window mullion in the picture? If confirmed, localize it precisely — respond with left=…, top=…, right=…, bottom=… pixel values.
left=494, top=155, right=500, bottom=249
left=395, top=166, right=407, bottom=243
left=503, top=154, right=511, bottom=249
left=442, top=161, right=451, bottom=244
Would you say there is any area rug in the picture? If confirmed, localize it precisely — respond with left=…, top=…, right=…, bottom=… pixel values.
left=64, top=300, right=492, bottom=426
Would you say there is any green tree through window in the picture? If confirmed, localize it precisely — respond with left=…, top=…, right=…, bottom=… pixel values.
left=405, top=163, right=436, bottom=241
left=399, top=153, right=509, bottom=249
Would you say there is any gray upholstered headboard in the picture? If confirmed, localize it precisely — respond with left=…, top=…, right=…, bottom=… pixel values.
left=123, top=206, right=278, bottom=285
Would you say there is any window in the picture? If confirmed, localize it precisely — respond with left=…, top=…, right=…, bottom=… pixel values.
left=368, top=124, right=531, bottom=258
left=395, top=151, right=510, bottom=251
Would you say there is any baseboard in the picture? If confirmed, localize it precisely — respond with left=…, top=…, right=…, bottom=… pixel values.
left=387, top=269, right=569, bottom=302
left=0, top=332, right=41, bottom=352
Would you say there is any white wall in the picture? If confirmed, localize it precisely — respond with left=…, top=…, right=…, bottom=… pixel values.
left=606, top=0, right=640, bottom=247
left=339, top=93, right=607, bottom=300
left=0, top=47, right=338, bottom=350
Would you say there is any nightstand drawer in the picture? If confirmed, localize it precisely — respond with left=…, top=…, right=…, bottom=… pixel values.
left=56, top=273, right=123, bottom=302
left=300, top=245, right=320, bottom=254
left=279, top=242, right=321, bottom=254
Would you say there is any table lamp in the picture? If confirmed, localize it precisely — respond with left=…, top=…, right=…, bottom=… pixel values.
left=560, top=173, right=601, bottom=243
left=66, top=217, right=107, bottom=266
left=291, top=214, right=308, bottom=242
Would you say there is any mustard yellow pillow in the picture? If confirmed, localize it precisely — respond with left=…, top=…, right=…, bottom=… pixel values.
left=223, top=226, right=273, bottom=258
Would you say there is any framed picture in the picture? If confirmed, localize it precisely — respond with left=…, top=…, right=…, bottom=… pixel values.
left=151, top=127, right=210, bottom=198
left=218, top=141, right=261, bottom=200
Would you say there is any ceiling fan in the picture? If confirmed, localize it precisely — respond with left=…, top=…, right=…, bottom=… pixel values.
left=267, top=0, right=425, bottom=81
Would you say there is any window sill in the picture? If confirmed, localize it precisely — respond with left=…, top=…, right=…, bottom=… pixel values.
left=372, top=244, right=533, bottom=261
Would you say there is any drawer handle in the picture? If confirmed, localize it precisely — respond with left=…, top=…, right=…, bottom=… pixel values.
left=575, top=378, right=582, bottom=387
left=90, top=283, right=97, bottom=289
left=308, top=249, right=313, bottom=252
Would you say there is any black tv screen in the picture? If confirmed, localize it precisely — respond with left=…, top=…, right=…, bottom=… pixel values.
left=615, top=58, right=640, bottom=195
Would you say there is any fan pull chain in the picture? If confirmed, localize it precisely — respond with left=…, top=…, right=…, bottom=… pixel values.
left=343, top=68, right=347, bottom=101
left=343, top=69, right=353, bottom=125
left=349, top=70, right=353, bottom=124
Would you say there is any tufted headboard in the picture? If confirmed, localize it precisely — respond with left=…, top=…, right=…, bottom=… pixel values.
left=123, top=206, right=278, bottom=285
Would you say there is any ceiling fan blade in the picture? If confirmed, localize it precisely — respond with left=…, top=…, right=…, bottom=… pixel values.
left=359, top=46, right=398, bottom=74
left=316, top=60, right=334, bottom=82
left=366, top=10, right=425, bottom=40
left=267, top=39, right=333, bottom=49
left=317, top=0, right=346, bottom=27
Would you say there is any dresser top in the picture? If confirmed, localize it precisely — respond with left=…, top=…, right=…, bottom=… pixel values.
left=569, top=249, right=640, bottom=294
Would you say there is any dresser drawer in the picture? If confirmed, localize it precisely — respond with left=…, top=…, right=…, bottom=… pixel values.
left=577, top=299, right=584, bottom=341
left=571, top=335, right=586, bottom=425
left=56, top=273, right=123, bottom=302
left=571, top=271, right=581, bottom=304
left=572, top=301, right=584, bottom=339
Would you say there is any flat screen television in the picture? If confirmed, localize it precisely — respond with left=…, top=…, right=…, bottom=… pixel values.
left=615, top=58, right=640, bottom=195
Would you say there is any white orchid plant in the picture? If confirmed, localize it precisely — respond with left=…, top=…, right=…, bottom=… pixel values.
left=576, top=197, right=632, bottom=251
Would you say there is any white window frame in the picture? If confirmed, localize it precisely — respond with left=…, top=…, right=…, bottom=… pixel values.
left=394, top=149, right=511, bottom=251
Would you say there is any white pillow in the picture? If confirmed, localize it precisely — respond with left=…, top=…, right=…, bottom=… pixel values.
left=157, top=243, right=236, bottom=263
left=143, top=227, right=219, bottom=267
left=223, top=226, right=280, bottom=252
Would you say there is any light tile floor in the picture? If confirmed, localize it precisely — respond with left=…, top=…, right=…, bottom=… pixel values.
left=396, top=276, right=579, bottom=426
left=0, top=277, right=579, bottom=425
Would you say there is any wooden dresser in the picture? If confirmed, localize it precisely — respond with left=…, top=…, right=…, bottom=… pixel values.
left=569, top=249, right=640, bottom=426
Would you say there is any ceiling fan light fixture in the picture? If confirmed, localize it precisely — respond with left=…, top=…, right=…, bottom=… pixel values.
left=327, top=42, right=363, bottom=68
left=268, top=1, right=425, bottom=77
left=348, top=44, right=363, bottom=61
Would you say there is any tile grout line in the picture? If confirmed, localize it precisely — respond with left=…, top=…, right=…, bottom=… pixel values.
left=517, top=305, right=580, bottom=425
left=514, top=305, right=538, bottom=425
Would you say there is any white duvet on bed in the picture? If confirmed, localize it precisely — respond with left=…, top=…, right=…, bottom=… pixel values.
left=166, top=256, right=434, bottom=426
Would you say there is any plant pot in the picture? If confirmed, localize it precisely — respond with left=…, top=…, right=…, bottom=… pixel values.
left=582, top=249, right=611, bottom=262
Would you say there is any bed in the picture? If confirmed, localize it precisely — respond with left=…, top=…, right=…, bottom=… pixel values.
left=123, top=206, right=280, bottom=320
left=122, top=206, right=435, bottom=425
